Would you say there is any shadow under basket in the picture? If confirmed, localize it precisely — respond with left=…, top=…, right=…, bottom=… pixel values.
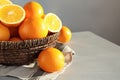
left=0, top=33, right=59, bottom=66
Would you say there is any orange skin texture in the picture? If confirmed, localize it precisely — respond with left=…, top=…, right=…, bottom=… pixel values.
left=58, top=26, right=72, bottom=43
left=0, top=23, right=10, bottom=41
left=24, top=1, right=44, bottom=18
left=18, top=18, right=48, bottom=40
left=38, top=48, right=65, bottom=73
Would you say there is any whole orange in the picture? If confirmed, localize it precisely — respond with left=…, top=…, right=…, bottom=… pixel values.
left=0, top=23, right=10, bottom=41
left=58, top=26, right=72, bottom=43
left=38, top=47, right=65, bottom=73
left=24, top=1, right=44, bottom=18
left=19, top=18, right=48, bottom=40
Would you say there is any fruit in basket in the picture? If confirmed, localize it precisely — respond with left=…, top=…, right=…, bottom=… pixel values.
left=38, top=47, right=65, bottom=72
left=58, top=26, right=72, bottom=43
left=24, top=1, right=44, bottom=18
left=0, top=23, right=10, bottom=41
left=0, top=4, right=25, bottom=27
left=0, top=0, right=12, bottom=8
left=0, top=0, right=71, bottom=66
left=44, top=13, right=62, bottom=33
left=19, top=18, right=48, bottom=40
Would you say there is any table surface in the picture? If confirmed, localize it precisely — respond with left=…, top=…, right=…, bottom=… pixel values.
left=57, top=31, right=120, bottom=80
left=0, top=31, right=120, bottom=80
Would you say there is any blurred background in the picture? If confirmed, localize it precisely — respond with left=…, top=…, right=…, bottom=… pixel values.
left=11, top=0, right=120, bottom=45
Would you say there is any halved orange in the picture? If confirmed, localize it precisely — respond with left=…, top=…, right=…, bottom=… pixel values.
left=44, top=13, right=62, bottom=33
left=0, top=0, right=12, bottom=8
left=0, top=4, right=25, bottom=27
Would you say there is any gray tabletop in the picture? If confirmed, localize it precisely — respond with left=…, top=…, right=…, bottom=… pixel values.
left=57, top=31, right=120, bottom=80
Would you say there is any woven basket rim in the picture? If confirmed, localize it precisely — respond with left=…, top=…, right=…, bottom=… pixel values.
left=0, top=32, right=58, bottom=43
left=0, top=32, right=59, bottom=50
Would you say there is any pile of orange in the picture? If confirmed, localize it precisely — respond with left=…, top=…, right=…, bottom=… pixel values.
left=0, top=0, right=72, bottom=72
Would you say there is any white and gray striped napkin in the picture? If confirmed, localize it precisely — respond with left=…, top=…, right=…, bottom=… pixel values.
left=0, top=42, right=75, bottom=80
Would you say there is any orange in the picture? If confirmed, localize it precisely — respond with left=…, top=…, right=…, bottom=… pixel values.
left=0, top=4, right=25, bottom=27
left=44, top=13, right=62, bottom=33
left=38, top=47, right=65, bottom=72
left=24, top=1, right=44, bottom=18
left=0, top=0, right=12, bottom=8
left=19, top=18, right=48, bottom=40
left=58, top=26, right=72, bottom=43
left=0, top=23, right=10, bottom=41
left=9, top=37, right=21, bottom=41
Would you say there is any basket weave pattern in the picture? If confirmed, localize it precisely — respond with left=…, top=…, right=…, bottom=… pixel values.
left=0, top=33, right=59, bottom=65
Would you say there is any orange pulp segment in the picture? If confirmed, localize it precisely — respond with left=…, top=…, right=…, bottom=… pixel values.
left=0, top=4, right=25, bottom=27
left=44, top=13, right=62, bottom=33
left=0, top=0, right=12, bottom=8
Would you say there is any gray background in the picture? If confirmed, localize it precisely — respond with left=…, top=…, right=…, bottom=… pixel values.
left=11, top=0, right=120, bottom=45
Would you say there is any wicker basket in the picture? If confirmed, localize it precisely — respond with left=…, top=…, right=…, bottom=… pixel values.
left=0, top=32, right=59, bottom=65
